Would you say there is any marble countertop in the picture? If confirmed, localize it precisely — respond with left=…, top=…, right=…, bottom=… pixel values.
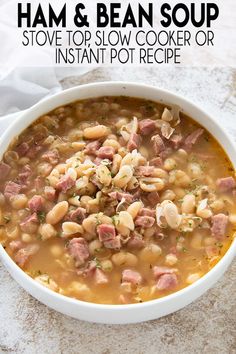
left=0, top=67, right=236, bottom=354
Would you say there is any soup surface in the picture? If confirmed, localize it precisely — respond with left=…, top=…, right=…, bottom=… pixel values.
left=0, top=96, right=235, bottom=305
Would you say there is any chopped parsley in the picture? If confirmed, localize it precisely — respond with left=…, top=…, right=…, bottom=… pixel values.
left=93, top=257, right=102, bottom=269
left=37, top=211, right=46, bottom=223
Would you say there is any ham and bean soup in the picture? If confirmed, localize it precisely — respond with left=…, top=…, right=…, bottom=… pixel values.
left=0, top=96, right=235, bottom=305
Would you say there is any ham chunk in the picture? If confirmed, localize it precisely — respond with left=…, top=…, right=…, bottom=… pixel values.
left=216, top=177, right=236, bottom=192
left=15, top=142, right=30, bottom=157
left=42, top=149, right=60, bottom=165
left=94, top=268, right=109, bottom=285
left=156, top=273, right=178, bottom=291
left=4, top=181, right=21, bottom=200
left=26, top=145, right=42, bottom=159
left=9, top=240, right=24, bottom=252
left=97, top=146, right=115, bottom=160
left=103, top=236, right=121, bottom=250
left=44, top=186, right=56, bottom=201
left=56, top=174, right=75, bottom=193
left=139, top=119, right=156, bottom=135
left=151, top=134, right=165, bottom=155
left=20, top=213, right=39, bottom=233
left=211, top=213, right=228, bottom=240
left=0, top=162, right=11, bottom=181
left=169, top=134, right=182, bottom=149
left=122, top=269, right=142, bottom=285
left=109, top=191, right=134, bottom=203
left=135, top=216, right=155, bottom=228
left=127, top=233, right=144, bottom=249
left=18, top=165, right=32, bottom=186
left=28, top=195, right=44, bottom=212
left=153, top=266, right=177, bottom=279
left=68, top=238, right=89, bottom=266
left=139, top=208, right=156, bottom=217
left=15, top=244, right=39, bottom=268
left=184, top=128, right=204, bottom=150
left=135, top=166, right=154, bottom=177
left=85, top=141, right=101, bottom=155
left=97, top=224, right=116, bottom=242
left=127, top=133, right=141, bottom=151
left=146, top=191, right=159, bottom=207
left=66, top=207, right=86, bottom=223
left=149, top=157, right=163, bottom=167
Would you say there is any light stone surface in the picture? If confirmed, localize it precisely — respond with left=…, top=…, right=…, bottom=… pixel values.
left=0, top=67, right=236, bottom=354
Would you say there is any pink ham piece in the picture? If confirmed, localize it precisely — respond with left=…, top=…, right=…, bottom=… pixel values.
left=42, top=149, right=60, bottom=165
left=135, top=166, right=155, bottom=177
left=28, top=195, right=44, bottom=212
left=0, top=162, right=11, bottom=181
left=127, top=233, right=144, bottom=249
left=18, top=165, right=32, bottom=186
left=139, top=208, right=156, bottom=217
left=156, top=273, right=178, bottom=291
left=151, top=134, right=165, bottom=155
left=20, top=213, right=39, bottom=233
left=26, top=145, right=42, bottom=159
left=160, top=147, right=173, bottom=160
left=9, top=240, right=24, bottom=252
left=169, top=134, right=183, bottom=149
left=205, top=246, right=218, bottom=258
left=97, top=224, right=116, bottom=243
left=85, top=141, right=101, bottom=155
left=216, top=177, right=236, bottom=192
left=4, top=181, right=21, bottom=200
left=109, top=191, right=134, bottom=203
left=97, top=146, right=115, bottom=159
left=127, top=133, right=141, bottom=151
left=94, top=268, right=109, bottom=285
left=14, top=244, right=39, bottom=268
left=211, top=213, right=228, bottom=240
left=103, top=236, right=121, bottom=250
left=56, top=174, right=75, bottom=193
left=122, top=269, right=142, bottom=285
left=135, top=216, right=155, bottom=228
left=149, top=157, right=163, bottom=167
left=66, top=207, right=86, bottom=223
left=184, top=128, right=204, bottom=150
left=153, top=266, right=177, bottom=279
left=44, top=186, right=56, bottom=201
left=15, top=142, right=30, bottom=157
left=146, top=191, right=159, bottom=207
left=139, top=119, right=156, bottom=135
left=68, top=238, right=89, bottom=267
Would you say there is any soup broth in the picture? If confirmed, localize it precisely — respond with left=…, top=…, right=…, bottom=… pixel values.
left=0, top=96, right=235, bottom=304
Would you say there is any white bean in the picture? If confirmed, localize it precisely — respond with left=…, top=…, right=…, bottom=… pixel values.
left=163, top=201, right=181, bottom=229
left=112, top=252, right=138, bottom=267
left=39, top=223, right=57, bottom=240
left=96, top=165, right=112, bottom=186
left=84, top=125, right=109, bottom=139
left=139, top=244, right=162, bottom=263
left=62, top=222, right=83, bottom=236
left=181, top=194, right=196, bottom=214
left=113, top=165, right=133, bottom=188
left=127, top=201, right=143, bottom=219
left=46, top=201, right=69, bottom=225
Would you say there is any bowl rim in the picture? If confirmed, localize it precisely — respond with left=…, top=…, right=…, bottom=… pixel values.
left=0, top=80, right=236, bottom=312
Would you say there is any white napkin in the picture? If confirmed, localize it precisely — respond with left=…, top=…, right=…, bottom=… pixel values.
left=0, top=67, right=93, bottom=118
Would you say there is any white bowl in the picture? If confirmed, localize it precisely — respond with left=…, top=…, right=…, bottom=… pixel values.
left=0, top=82, right=236, bottom=324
